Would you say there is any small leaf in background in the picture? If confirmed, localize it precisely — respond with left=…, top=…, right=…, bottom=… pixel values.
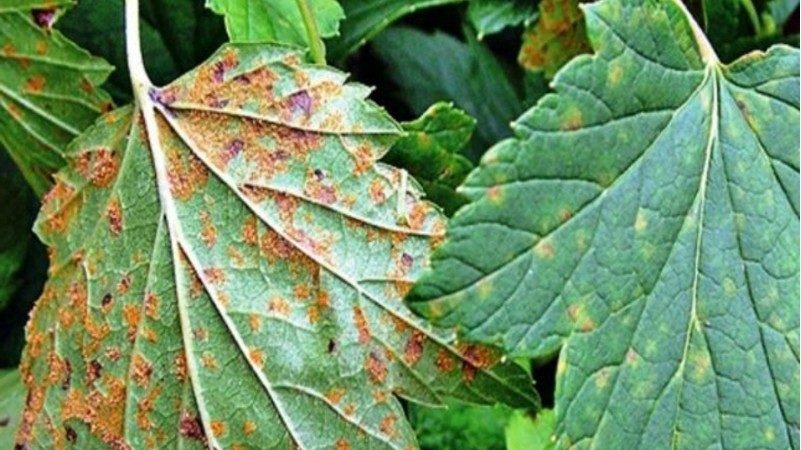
left=506, top=409, right=556, bottom=450
left=17, top=44, right=537, bottom=448
left=518, top=0, right=590, bottom=78
left=372, top=27, right=523, bottom=161
left=467, top=0, right=539, bottom=38
left=769, top=0, right=800, bottom=25
left=206, top=0, right=345, bottom=50
left=384, top=102, right=475, bottom=215
left=0, top=369, right=25, bottom=449
left=0, top=0, right=113, bottom=195
left=328, top=0, right=465, bottom=62
left=58, top=0, right=227, bottom=103
left=410, top=400, right=512, bottom=450
left=409, top=0, right=799, bottom=447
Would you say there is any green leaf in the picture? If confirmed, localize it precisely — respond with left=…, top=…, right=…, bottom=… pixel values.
left=505, top=409, right=556, bottom=450
left=206, top=0, right=345, bottom=49
left=17, top=44, right=537, bottom=448
left=518, top=0, right=591, bottom=78
left=0, top=0, right=113, bottom=195
left=410, top=399, right=512, bottom=450
left=372, top=27, right=524, bottom=161
left=0, top=369, right=25, bottom=450
left=409, top=0, right=800, bottom=448
left=768, top=0, right=800, bottom=26
left=701, top=0, right=758, bottom=45
left=384, top=102, right=475, bottom=215
left=0, top=150, right=34, bottom=311
left=467, top=0, right=539, bottom=38
left=57, top=0, right=227, bottom=103
left=327, top=0, right=465, bottom=62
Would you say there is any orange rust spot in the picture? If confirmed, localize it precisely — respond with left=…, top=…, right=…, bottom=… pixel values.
left=560, top=208, right=572, bottom=222
left=107, top=198, right=123, bottom=236
left=435, top=349, right=455, bottom=373
left=325, top=388, right=345, bottom=405
left=379, top=414, right=397, bottom=437
left=343, top=403, right=357, bottom=416
left=117, top=274, right=132, bottom=294
left=2, top=42, right=15, bottom=57
left=406, top=202, right=429, bottom=230
left=105, top=346, right=122, bottom=362
left=199, top=210, right=217, bottom=247
left=141, top=328, right=157, bottom=343
left=243, top=420, right=257, bottom=435
left=24, top=75, right=45, bottom=93
left=201, top=352, right=218, bottom=369
left=369, top=178, right=386, bottom=204
left=136, top=386, right=160, bottom=431
left=132, top=354, right=153, bottom=387
left=534, top=240, right=555, bottom=259
left=353, top=307, right=371, bottom=344
left=242, top=216, right=258, bottom=245
left=365, top=351, right=387, bottom=384
left=335, top=438, right=351, bottom=450
left=210, top=420, right=226, bottom=438
left=167, top=150, right=209, bottom=201
left=352, top=145, right=373, bottom=175
left=80, top=77, right=95, bottom=94
left=404, top=331, right=425, bottom=365
left=459, top=344, right=495, bottom=369
left=249, top=313, right=262, bottom=332
left=248, top=347, right=265, bottom=368
left=35, top=40, right=48, bottom=55
left=294, top=284, right=311, bottom=300
left=144, top=292, right=158, bottom=319
left=122, top=304, right=140, bottom=342
left=268, top=296, right=291, bottom=317
left=203, top=267, right=226, bottom=285
left=174, top=352, right=188, bottom=381
left=372, top=390, right=388, bottom=403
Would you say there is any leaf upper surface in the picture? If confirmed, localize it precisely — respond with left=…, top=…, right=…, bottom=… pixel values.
left=0, top=0, right=113, bottom=195
left=409, top=0, right=800, bottom=448
left=17, top=43, right=537, bottom=449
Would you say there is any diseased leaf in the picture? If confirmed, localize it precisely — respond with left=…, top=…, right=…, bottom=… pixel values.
left=518, top=0, right=591, bottom=78
left=206, top=0, right=345, bottom=50
left=327, top=0, right=464, bottom=62
left=410, top=399, right=512, bottom=450
left=0, top=150, right=34, bottom=311
left=467, top=0, right=539, bottom=38
left=17, top=44, right=537, bottom=449
left=372, top=27, right=523, bottom=161
left=384, top=102, right=474, bottom=215
left=0, top=369, right=25, bottom=450
left=58, top=0, right=227, bottom=103
left=409, top=0, right=800, bottom=448
left=505, top=409, right=556, bottom=450
left=0, top=0, right=113, bottom=195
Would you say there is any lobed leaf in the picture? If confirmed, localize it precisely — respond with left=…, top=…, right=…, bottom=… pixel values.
left=0, top=0, right=113, bottom=195
left=17, top=44, right=537, bottom=449
left=409, top=0, right=800, bottom=448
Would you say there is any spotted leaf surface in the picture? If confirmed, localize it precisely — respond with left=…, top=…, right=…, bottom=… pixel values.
left=518, top=0, right=591, bottom=78
left=0, top=0, right=113, bottom=195
left=17, top=43, right=537, bottom=449
left=409, top=0, right=800, bottom=448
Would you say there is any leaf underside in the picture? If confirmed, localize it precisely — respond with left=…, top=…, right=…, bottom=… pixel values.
left=17, top=44, right=537, bottom=449
left=0, top=0, right=112, bottom=195
left=409, top=0, right=800, bottom=448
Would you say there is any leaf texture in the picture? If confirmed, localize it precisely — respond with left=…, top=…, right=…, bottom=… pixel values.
left=467, top=0, right=539, bottom=38
left=0, top=369, right=25, bottom=450
left=206, top=0, right=345, bottom=50
left=17, top=44, right=537, bottom=449
left=518, top=0, right=591, bottom=78
left=409, top=0, right=800, bottom=448
left=0, top=0, right=113, bottom=195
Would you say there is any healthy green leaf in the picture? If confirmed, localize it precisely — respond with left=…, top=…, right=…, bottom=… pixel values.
left=409, top=0, right=800, bottom=448
left=327, top=0, right=464, bottom=62
left=58, top=0, right=227, bottom=103
left=0, top=0, right=113, bottom=195
left=384, top=102, right=474, bottom=215
left=768, top=0, right=800, bottom=26
left=505, top=409, right=556, bottom=450
left=518, top=0, right=591, bottom=78
left=0, top=369, right=25, bottom=450
left=410, top=399, right=512, bottom=450
left=372, top=27, right=523, bottom=161
left=0, top=150, right=33, bottom=311
left=206, top=0, right=345, bottom=50
left=467, top=0, right=539, bottom=38
left=17, top=44, right=537, bottom=449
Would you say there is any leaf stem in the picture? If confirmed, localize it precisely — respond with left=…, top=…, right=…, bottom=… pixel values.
left=124, top=0, right=152, bottom=98
left=739, top=0, right=763, bottom=36
left=295, top=0, right=326, bottom=65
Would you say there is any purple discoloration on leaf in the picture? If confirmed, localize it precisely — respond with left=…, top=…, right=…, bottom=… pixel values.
left=31, top=8, right=56, bottom=29
left=289, top=90, right=313, bottom=116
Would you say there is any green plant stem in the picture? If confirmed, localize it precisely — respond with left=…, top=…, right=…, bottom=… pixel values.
left=295, top=0, right=326, bottom=64
left=740, top=0, right=762, bottom=35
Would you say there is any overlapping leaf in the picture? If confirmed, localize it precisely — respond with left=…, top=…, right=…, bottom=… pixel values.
left=518, top=0, right=591, bottom=78
left=384, top=102, right=474, bottom=215
left=0, top=369, right=25, bottom=450
left=207, top=0, right=344, bottom=51
left=409, top=0, right=799, bottom=448
left=467, top=0, right=539, bottom=38
left=17, top=44, right=537, bottom=449
left=0, top=0, right=113, bottom=195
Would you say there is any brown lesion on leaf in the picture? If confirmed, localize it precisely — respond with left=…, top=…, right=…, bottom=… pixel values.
left=210, top=420, right=226, bottom=438
left=353, top=306, right=371, bottom=344
left=165, top=140, right=209, bottom=201
left=116, top=274, right=132, bottom=294
left=199, top=210, right=218, bottom=248
left=135, top=386, right=161, bottom=431
left=267, top=296, right=291, bottom=317
left=174, top=352, right=188, bottom=382
left=144, top=292, right=159, bottom=319
left=335, top=438, right=351, bottom=450
left=23, top=75, right=46, bottom=93
left=201, top=352, right=218, bottom=370
left=107, top=197, right=123, bottom=236
left=365, top=351, right=388, bottom=384
left=131, top=353, right=153, bottom=387
left=179, top=410, right=206, bottom=442
left=60, top=377, right=129, bottom=449
left=325, top=388, right=345, bottom=405
left=242, top=215, right=259, bottom=246
left=248, top=347, right=265, bottom=368
left=242, top=420, right=257, bottom=436
left=304, top=168, right=338, bottom=205
left=403, top=331, right=425, bottom=365
left=248, top=313, right=262, bottom=332
left=379, top=414, right=397, bottom=437
left=122, top=304, right=140, bottom=343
